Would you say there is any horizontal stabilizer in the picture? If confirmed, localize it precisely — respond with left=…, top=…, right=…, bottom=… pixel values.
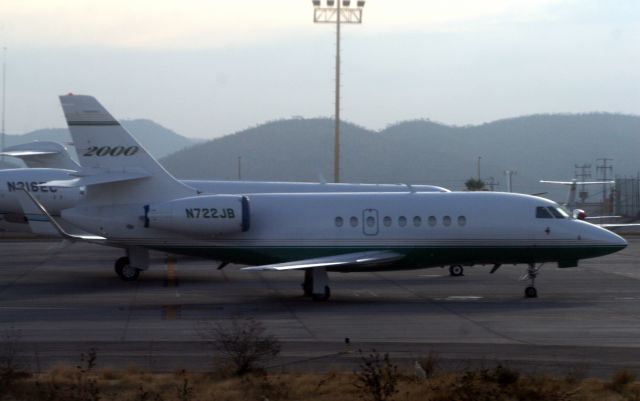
left=1, top=150, right=58, bottom=157
left=1, top=141, right=80, bottom=170
left=41, top=170, right=151, bottom=188
left=241, top=250, right=404, bottom=271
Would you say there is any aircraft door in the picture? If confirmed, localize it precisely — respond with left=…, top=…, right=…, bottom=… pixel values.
left=363, top=209, right=379, bottom=235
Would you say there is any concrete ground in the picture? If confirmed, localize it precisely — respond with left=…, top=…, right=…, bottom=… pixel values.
left=1, top=238, right=640, bottom=377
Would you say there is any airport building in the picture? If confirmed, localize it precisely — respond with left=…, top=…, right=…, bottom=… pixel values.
left=615, top=177, right=640, bottom=217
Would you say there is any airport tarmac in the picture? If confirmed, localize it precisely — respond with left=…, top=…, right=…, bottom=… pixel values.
left=2, top=238, right=640, bottom=376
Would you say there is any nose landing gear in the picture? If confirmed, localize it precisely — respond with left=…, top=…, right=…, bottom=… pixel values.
left=521, top=263, right=543, bottom=298
left=449, top=265, right=464, bottom=276
left=524, top=286, right=538, bottom=298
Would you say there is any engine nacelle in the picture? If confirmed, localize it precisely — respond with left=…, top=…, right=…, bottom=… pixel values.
left=572, top=208, right=587, bottom=220
left=145, top=195, right=250, bottom=236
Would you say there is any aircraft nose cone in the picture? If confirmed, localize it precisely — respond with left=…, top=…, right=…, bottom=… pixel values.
left=609, top=231, right=628, bottom=248
left=577, top=222, right=627, bottom=258
left=596, top=226, right=627, bottom=251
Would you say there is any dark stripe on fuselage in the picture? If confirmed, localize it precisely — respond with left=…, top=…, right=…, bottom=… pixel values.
left=66, top=121, right=120, bottom=126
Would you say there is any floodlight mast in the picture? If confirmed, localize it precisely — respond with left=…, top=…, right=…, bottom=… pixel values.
left=313, top=0, right=365, bottom=183
left=1, top=47, right=6, bottom=164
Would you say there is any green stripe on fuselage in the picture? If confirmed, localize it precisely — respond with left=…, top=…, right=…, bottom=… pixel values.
left=141, top=244, right=624, bottom=270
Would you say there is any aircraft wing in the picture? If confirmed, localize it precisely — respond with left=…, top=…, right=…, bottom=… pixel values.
left=586, top=216, right=621, bottom=220
left=241, top=250, right=404, bottom=271
left=17, top=189, right=106, bottom=243
left=600, top=223, right=640, bottom=230
left=540, top=180, right=614, bottom=185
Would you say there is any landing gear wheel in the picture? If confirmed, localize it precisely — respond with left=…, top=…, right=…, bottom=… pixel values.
left=449, top=265, right=464, bottom=277
left=302, top=281, right=313, bottom=297
left=302, top=270, right=313, bottom=296
left=522, top=263, right=541, bottom=298
left=312, top=286, right=331, bottom=302
left=525, top=286, right=538, bottom=298
left=114, top=257, right=140, bottom=281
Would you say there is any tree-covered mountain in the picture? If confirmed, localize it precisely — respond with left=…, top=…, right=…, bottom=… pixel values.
left=3, top=113, right=638, bottom=202
left=159, top=113, right=640, bottom=201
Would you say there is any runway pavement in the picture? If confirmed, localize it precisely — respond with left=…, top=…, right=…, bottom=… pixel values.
left=1, top=238, right=640, bottom=376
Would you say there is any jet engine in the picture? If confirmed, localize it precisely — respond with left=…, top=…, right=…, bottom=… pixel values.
left=572, top=209, right=587, bottom=220
left=145, top=195, right=250, bottom=236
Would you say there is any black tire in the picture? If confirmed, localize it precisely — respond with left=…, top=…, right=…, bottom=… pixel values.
left=114, top=256, right=140, bottom=281
left=449, top=265, right=464, bottom=277
left=302, top=281, right=313, bottom=296
left=525, top=286, right=538, bottom=298
left=312, top=286, right=331, bottom=302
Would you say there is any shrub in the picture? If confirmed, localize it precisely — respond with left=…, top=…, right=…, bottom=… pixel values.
left=418, top=351, right=440, bottom=380
left=353, top=349, right=399, bottom=401
left=608, top=368, right=636, bottom=393
left=212, top=318, right=281, bottom=376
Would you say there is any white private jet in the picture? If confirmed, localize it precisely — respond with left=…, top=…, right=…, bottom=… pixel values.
left=19, top=95, right=627, bottom=300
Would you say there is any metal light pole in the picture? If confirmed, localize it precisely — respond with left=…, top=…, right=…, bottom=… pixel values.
left=312, top=0, right=365, bottom=183
left=597, top=158, right=613, bottom=214
left=1, top=46, right=6, bottom=165
left=504, top=170, right=517, bottom=193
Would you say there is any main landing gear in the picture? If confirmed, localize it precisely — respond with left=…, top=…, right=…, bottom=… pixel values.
left=449, top=265, right=464, bottom=277
left=114, top=247, right=149, bottom=282
left=302, top=269, right=331, bottom=301
left=114, top=257, right=140, bottom=281
left=522, top=263, right=542, bottom=298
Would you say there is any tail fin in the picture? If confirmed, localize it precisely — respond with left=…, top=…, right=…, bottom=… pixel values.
left=59, top=94, right=195, bottom=204
left=1, top=141, right=80, bottom=170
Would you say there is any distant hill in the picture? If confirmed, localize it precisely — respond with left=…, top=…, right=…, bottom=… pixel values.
left=3, top=113, right=638, bottom=203
left=160, top=113, right=640, bottom=201
left=2, top=119, right=195, bottom=161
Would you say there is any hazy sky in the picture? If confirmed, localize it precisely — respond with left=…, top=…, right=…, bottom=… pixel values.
left=2, top=0, right=639, bottom=138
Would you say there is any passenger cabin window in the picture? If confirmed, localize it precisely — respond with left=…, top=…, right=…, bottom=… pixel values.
left=536, top=207, right=553, bottom=219
left=350, top=216, right=359, bottom=227
left=335, top=216, right=343, bottom=227
left=428, top=216, right=437, bottom=227
left=443, top=216, right=451, bottom=227
left=383, top=216, right=392, bottom=227
left=413, top=216, right=422, bottom=227
left=458, top=216, right=467, bottom=226
left=398, top=216, right=407, bottom=227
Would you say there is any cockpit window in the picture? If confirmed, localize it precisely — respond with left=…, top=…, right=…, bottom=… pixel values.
left=548, top=206, right=569, bottom=219
left=536, top=207, right=553, bottom=218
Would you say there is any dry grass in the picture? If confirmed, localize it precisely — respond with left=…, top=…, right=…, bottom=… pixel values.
left=2, top=364, right=640, bottom=401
